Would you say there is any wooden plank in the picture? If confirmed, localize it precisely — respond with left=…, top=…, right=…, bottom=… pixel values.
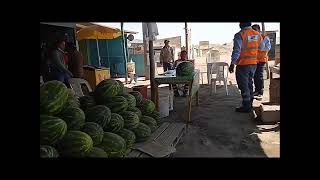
left=163, top=123, right=186, bottom=146
left=156, top=123, right=178, bottom=145
left=127, top=150, right=142, bottom=157
left=150, top=122, right=170, bottom=141
left=139, top=153, right=151, bottom=158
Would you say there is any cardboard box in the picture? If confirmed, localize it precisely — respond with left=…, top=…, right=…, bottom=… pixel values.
left=83, top=66, right=110, bottom=90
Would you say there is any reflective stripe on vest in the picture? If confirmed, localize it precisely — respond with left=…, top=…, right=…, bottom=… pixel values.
left=236, top=28, right=262, bottom=65
left=257, top=35, right=269, bottom=62
left=257, top=50, right=269, bottom=62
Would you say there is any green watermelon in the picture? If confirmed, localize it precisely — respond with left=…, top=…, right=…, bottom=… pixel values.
left=97, top=132, right=126, bottom=157
left=58, top=131, right=93, bottom=157
left=149, top=111, right=161, bottom=125
left=127, top=106, right=142, bottom=118
left=116, top=80, right=126, bottom=95
left=85, top=105, right=111, bottom=128
left=131, top=122, right=151, bottom=143
left=129, top=91, right=144, bottom=106
left=40, top=115, right=67, bottom=145
left=79, top=95, right=96, bottom=112
left=40, top=80, right=69, bottom=115
left=104, top=96, right=128, bottom=113
left=117, top=128, right=136, bottom=151
left=82, top=122, right=104, bottom=146
left=176, top=61, right=194, bottom=76
left=58, top=107, right=85, bottom=130
left=67, top=88, right=76, bottom=97
left=122, top=93, right=136, bottom=108
left=86, top=147, right=108, bottom=158
left=104, top=113, right=124, bottom=133
left=140, top=115, right=158, bottom=133
left=94, top=79, right=120, bottom=104
left=139, top=99, right=155, bottom=115
left=62, top=89, right=80, bottom=108
left=121, top=111, right=140, bottom=129
left=40, top=145, right=59, bottom=158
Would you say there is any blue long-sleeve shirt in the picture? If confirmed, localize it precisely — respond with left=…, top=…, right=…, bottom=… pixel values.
left=231, top=27, right=268, bottom=65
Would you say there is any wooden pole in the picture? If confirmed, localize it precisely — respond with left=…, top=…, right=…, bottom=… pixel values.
left=121, top=22, right=128, bottom=84
left=148, top=23, right=156, bottom=103
left=261, top=22, right=270, bottom=79
left=142, top=23, right=150, bottom=80
left=185, top=22, right=188, bottom=59
left=262, top=22, right=265, bottom=34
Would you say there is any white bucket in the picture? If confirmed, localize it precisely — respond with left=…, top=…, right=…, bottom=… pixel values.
left=159, top=94, right=169, bottom=118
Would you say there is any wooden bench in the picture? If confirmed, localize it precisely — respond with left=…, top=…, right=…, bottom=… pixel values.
left=126, top=122, right=186, bottom=157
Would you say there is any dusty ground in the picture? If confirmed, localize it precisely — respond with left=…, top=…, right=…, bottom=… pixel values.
left=121, top=46, right=280, bottom=158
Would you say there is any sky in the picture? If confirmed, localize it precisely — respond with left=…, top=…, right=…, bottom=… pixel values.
left=96, top=22, right=280, bottom=45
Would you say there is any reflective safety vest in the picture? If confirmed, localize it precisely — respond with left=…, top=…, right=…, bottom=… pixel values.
left=257, top=35, right=269, bottom=62
left=236, top=28, right=262, bottom=65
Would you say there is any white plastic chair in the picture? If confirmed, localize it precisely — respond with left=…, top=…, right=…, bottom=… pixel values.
left=68, top=78, right=93, bottom=97
left=209, top=62, right=229, bottom=95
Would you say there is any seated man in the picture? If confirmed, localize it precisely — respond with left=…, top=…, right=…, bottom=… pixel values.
left=173, top=50, right=189, bottom=97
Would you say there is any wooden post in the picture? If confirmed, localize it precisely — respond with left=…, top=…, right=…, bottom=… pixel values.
left=121, top=22, right=128, bottom=84
left=262, top=22, right=270, bottom=79
left=185, top=22, right=188, bottom=59
left=142, top=23, right=150, bottom=80
left=149, top=38, right=156, bottom=103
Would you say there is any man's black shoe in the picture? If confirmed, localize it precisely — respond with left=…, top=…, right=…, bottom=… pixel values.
left=235, top=107, right=252, bottom=113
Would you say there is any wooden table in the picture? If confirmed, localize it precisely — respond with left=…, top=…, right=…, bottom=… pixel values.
left=154, top=69, right=200, bottom=123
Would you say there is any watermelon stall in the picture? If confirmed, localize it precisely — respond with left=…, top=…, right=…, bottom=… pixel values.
left=40, top=79, right=162, bottom=158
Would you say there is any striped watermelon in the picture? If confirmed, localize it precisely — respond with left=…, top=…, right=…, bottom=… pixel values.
left=140, top=115, right=158, bottom=133
left=97, top=132, right=126, bottom=157
left=82, top=122, right=104, bottom=146
left=40, top=80, right=69, bottom=115
left=131, top=122, right=151, bottom=143
left=63, top=89, right=80, bottom=108
left=40, top=115, right=67, bottom=145
left=122, top=94, right=136, bottom=108
left=129, top=91, right=144, bottom=106
left=117, top=128, right=136, bottom=152
left=79, top=95, right=96, bottom=112
left=85, top=105, right=111, bottom=128
left=139, top=99, right=155, bottom=115
left=116, top=80, right=126, bottom=95
left=58, top=107, right=85, bottom=130
left=149, top=111, right=161, bottom=125
left=58, top=131, right=93, bottom=157
left=104, top=96, right=128, bottom=113
left=86, top=147, right=108, bottom=158
left=103, top=113, right=124, bottom=133
left=176, top=61, right=194, bottom=76
left=127, top=106, right=142, bottom=118
left=121, top=111, right=140, bottom=129
left=40, top=145, right=59, bottom=158
left=94, top=79, right=120, bottom=104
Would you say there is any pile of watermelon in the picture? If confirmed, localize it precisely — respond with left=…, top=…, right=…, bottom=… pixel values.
left=40, top=80, right=162, bottom=158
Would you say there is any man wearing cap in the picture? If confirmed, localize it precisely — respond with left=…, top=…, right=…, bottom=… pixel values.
left=160, top=40, right=174, bottom=72
left=229, top=22, right=264, bottom=113
left=251, top=24, right=271, bottom=100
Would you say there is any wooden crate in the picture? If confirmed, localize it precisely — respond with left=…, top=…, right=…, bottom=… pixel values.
left=270, top=78, right=280, bottom=104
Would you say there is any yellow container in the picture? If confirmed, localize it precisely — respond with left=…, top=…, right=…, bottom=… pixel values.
left=83, top=66, right=110, bottom=90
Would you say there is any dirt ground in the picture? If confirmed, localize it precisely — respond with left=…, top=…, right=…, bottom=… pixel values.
left=122, top=49, right=280, bottom=158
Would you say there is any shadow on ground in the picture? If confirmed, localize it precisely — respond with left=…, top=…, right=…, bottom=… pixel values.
left=155, top=83, right=271, bottom=157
